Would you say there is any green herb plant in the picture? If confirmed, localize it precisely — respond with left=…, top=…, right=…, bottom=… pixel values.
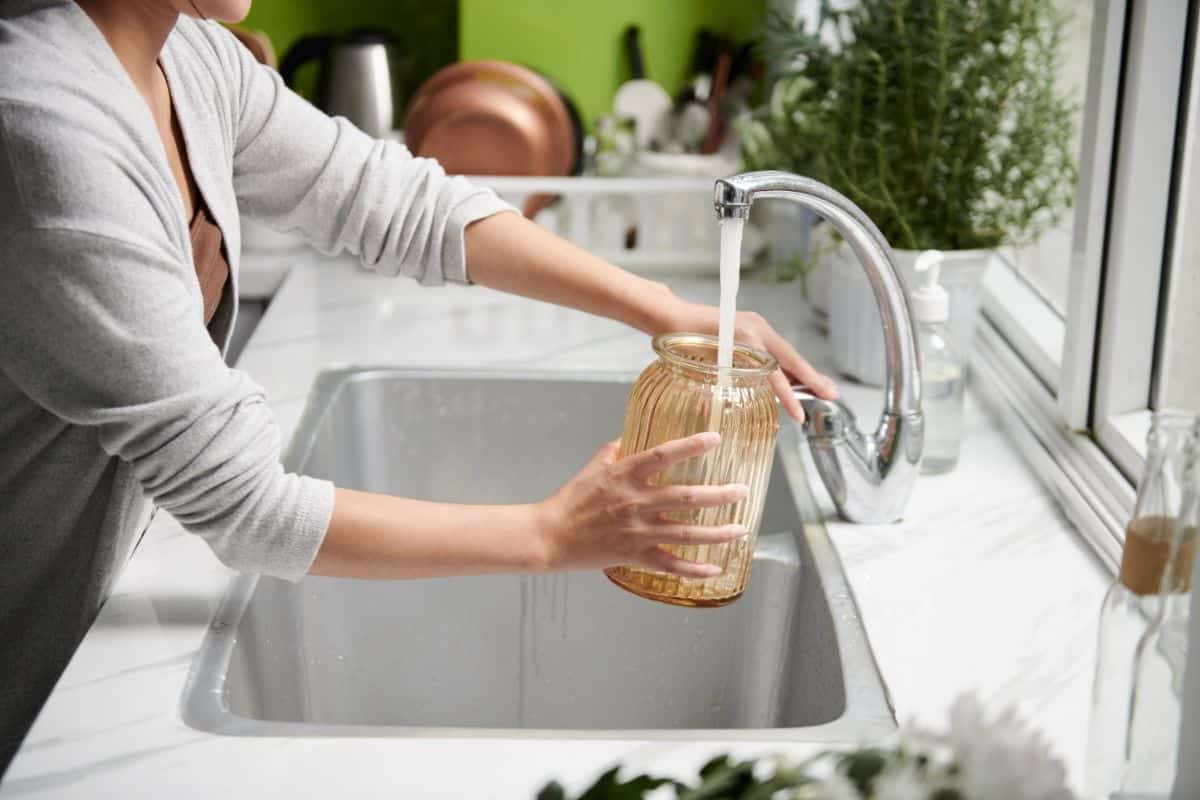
left=740, top=0, right=1078, bottom=251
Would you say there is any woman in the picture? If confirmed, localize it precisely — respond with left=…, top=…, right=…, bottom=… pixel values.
left=0, top=0, right=837, bottom=767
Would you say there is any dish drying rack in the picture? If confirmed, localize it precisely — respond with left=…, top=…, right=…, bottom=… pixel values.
left=471, top=176, right=728, bottom=275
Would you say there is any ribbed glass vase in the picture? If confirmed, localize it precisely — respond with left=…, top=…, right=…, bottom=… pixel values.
left=605, top=333, right=780, bottom=607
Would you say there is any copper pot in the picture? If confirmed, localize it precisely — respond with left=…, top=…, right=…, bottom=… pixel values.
left=404, top=61, right=580, bottom=216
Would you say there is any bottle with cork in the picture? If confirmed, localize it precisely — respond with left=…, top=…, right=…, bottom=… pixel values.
left=1122, top=413, right=1198, bottom=794
left=1084, top=410, right=1199, bottom=799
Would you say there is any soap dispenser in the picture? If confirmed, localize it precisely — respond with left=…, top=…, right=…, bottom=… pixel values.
left=913, top=251, right=964, bottom=474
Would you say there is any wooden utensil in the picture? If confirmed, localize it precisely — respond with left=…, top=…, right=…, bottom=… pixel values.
left=700, top=47, right=733, bottom=155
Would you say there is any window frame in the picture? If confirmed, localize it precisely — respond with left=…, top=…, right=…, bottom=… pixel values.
left=1086, top=0, right=1193, bottom=480
left=976, top=0, right=1197, bottom=562
left=1152, top=7, right=1200, bottom=413
left=1056, top=0, right=1129, bottom=430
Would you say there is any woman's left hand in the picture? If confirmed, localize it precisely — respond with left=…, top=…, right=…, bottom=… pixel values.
left=656, top=300, right=839, bottom=422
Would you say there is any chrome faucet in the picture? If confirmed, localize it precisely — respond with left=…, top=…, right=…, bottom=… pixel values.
left=714, top=170, right=923, bottom=523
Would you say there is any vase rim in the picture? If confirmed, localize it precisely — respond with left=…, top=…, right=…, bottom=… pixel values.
left=652, top=332, right=778, bottom=379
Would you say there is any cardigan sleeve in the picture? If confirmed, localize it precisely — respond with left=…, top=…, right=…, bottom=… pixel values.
left=217, top=24, right=516, bottom=285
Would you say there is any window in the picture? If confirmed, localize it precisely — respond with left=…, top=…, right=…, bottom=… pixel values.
left=1004, top=0, right=1095, bottom=320
left=982, top=0, right=1126, bottom=396
left=1154, top=48, right=1200, bottom=413
left=975, top=0, right=1198, bottom=564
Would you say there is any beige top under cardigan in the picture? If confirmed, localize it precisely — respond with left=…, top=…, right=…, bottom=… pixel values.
left=191, top=200, right=230, bottom=326
left=0, top=0, right=513, bottom=767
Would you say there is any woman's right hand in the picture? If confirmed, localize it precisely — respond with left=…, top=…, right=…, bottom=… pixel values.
left=536, top=432, right=749, bottom=578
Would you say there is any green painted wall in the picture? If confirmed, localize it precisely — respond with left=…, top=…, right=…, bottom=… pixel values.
left=241, top=0, right=458, bottom=104
left=459, top=0, right=766, bottom=131
left=239, top=0, right=765, bottom=129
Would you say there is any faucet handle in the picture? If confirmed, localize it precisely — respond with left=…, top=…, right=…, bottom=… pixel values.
left=791, top=385, right=855, bottom=443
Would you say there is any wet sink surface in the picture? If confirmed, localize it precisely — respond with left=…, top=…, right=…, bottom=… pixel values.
left=183, top=369, right=893, bottom=740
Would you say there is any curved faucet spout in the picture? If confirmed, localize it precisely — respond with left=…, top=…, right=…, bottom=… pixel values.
left=715, top=170, right=924, bottom=523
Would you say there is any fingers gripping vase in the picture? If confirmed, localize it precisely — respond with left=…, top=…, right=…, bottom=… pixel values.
left=605, top=333, right=781, bottom=607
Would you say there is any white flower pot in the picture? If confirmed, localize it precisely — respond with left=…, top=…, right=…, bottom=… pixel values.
left=828, top=243, right=992, bottom=386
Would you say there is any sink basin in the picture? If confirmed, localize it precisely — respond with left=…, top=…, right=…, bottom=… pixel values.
left=183, top=368, right=893, bottom=741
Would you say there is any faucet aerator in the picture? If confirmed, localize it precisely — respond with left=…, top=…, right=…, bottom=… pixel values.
left=714, top=203, right=750, bottom=221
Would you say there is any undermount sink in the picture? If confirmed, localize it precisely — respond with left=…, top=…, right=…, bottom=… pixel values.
left=183, top=368, right=894, bottom=741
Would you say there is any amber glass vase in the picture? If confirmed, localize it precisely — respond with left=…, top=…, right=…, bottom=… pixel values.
left=605, top=333, right=781, bottom=607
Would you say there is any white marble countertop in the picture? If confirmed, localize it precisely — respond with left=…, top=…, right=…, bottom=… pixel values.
left=1, top=254, right=1110, bottom=798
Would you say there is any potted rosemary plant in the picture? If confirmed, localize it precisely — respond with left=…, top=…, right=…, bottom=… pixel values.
left=740, top=0, right=1077, bottom=384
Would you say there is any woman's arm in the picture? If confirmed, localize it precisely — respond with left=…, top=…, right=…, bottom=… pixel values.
left=463, top=213, right=839, bottom=420
left=220, top=23, right=511, bottom=289
left=313, top=433, right=748, bottom=580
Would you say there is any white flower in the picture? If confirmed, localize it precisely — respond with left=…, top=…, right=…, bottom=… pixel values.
left=872, top=763, right=928, bottom=800
left=788, top=771, right=861, bottom=800
left=892, top=721, right=963, bottom=792
left=896, top=720, right=953, bottom=763
left=947, top=695, right=1074, bottom=800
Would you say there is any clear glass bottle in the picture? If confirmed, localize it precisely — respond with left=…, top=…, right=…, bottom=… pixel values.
left=1122, top=415, right=1198, bottom=794
left=605, top=333, right=780, bottom=607
left=913, top=251, right=965, bottom=474
left=1085, top=411, right=1199, bottom=798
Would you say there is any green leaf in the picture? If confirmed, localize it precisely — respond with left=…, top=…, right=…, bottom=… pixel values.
left=678, top=757, right=763, bottom=800
left=739, top=773, right=807, bottom=800
left=697, top=755, right=734, bottom=781
left=839, top=749, right=889, bottom=795
left=584, top=773, right=676, bottom=800
left=541, top=765, right=680, bottom=800
left=537, top=781, right=568, bottom=800
left=930, top=789, right=964, bottom=800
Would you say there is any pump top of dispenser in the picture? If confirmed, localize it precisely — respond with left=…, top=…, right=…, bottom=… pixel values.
left=912, top=250, right=949, bottom=323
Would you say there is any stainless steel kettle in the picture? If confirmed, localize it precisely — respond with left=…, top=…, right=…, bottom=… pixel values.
left=279, top=31, right=404, bottom=138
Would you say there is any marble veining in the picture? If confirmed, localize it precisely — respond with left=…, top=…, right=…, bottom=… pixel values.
left=0, top=254, right=1109, bottom=798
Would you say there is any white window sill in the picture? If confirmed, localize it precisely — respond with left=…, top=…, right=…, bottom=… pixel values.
left=973, top=317, right=1135, bottom=571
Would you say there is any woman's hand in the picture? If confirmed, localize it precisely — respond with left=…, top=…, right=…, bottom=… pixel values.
left=659, top=300, right=839, bottom=421
left=537, top=432, right=749, bottom=578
